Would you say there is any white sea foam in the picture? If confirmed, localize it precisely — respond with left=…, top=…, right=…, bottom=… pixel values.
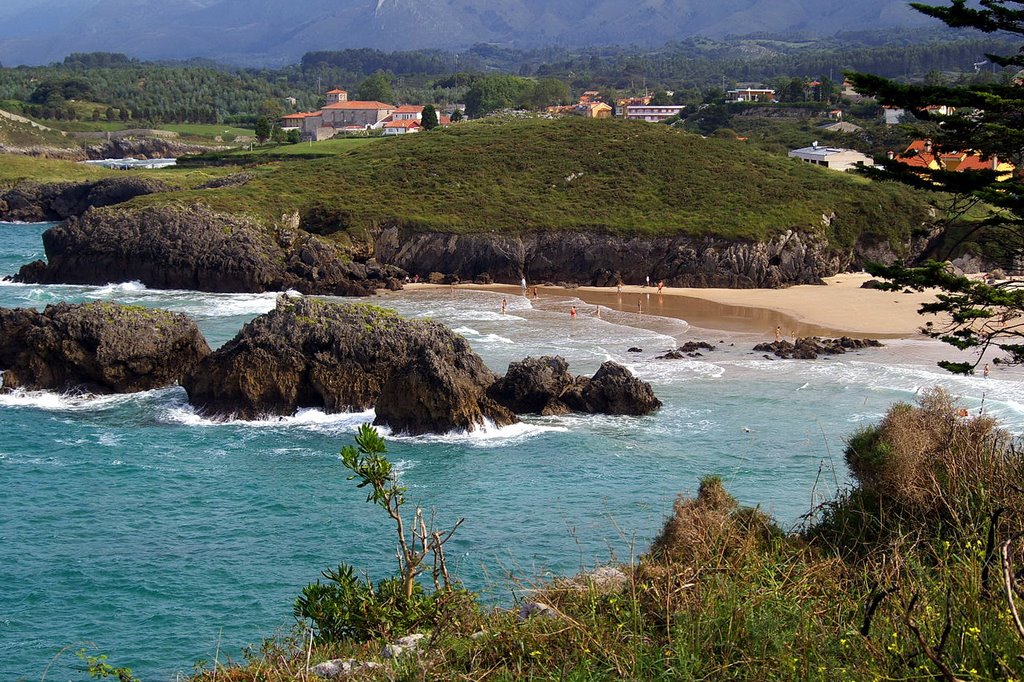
left=386, top=418, right=568, bottom=446
left=87, top=280, right=148, bottom=296
left=0, top=387, right=160, bottom=411
left=451, top=326, right=515, bottom=344
left=161, top=405, right=377, bottom=430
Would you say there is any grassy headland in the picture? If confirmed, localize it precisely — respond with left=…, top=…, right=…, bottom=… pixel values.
left=132, top=117, right=932, bottom=250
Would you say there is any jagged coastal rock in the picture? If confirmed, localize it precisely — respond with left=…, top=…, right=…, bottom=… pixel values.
left=376, top=228, right=846, bottom=288
left=0, top=302, right=210, bottom=393
left=13, top=204, right=405, bottom=295
left=753, top=337, right=883, bottom=360
left=488, top=355, right=662, bottom=416
left=0, top=177, right=170, bottom=222
left=182, top=297, right=516, bottom=434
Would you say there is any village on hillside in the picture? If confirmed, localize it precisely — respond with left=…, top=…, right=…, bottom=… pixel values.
left=280, top=83, right=1015, bottom=181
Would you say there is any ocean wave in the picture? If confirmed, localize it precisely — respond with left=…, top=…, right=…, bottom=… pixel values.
left=386, top=418, right=568, bottom=446
left=161, top=406, right=377, bottom=430
left=451, top=326, right=515, bottom=344
left=0, top=387, right=169, bottom=412
left=86, top=280, right=148, bottom=296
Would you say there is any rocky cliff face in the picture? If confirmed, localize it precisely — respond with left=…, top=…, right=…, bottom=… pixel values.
left=13, top=204, right=405, bottom=295
left=183, top=297, right=515, bottom=434
left=376, top=227, right=849, bottom=287
left=0, top=301, right=210, bottom=393
left=0, top=177, right=170, bottom=222
left=0, top=138, right=223, bottom=162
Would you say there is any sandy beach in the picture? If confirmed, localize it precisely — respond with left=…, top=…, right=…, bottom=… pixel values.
left=402, top=272, right=946, bottom=339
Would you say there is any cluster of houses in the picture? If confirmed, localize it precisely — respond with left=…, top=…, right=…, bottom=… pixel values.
left=282, top=87, right=1014, bottom=184
left=788, top=137, right=1014, bottom=177
left=546, top=90, right=688, bottom=123
left=280, top=89, right=453, bottom=141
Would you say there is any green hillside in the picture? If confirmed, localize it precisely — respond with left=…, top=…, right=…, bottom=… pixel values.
left=134, top=117, right=933, bottom=247
left=0, top=110, right=74, bottom=148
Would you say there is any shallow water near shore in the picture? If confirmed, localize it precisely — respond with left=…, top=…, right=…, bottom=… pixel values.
left=2, top=221, right=1023, bottom=680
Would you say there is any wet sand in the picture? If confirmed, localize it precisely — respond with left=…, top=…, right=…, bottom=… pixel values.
left=401, top=272, right=946, bottom=339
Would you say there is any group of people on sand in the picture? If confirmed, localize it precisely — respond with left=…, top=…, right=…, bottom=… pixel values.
left=617, top=277, right=665, bottom=294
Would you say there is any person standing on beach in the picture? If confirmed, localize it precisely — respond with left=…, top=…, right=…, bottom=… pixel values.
left=595, top=305, right=601, bottom=318
left=616, top=279, right=622, bottom=294
left=984, top=363, right=990, bottom=377
left=570, top=306, right=577, bottom=318
left=645, top=275, right=650, bottom=288
left=657, top=280, right=664, bottom=293
left=775, top=326, right=782, bottom=343
left=521, top=277, right=527, bottom=291
left=637, top=300, right=642, bottom=314
left=501, top=298, right=507, bottom=315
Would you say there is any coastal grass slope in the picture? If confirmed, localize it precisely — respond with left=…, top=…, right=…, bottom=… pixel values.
left=186, top=389, right=1024, bottom=682
left=143, top=117, right=932, bottom=248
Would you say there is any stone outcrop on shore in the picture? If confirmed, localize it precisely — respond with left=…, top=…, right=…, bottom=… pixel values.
left=0, top=177, right=170, bottom=222
left=487, top=355, right=662, bottom=417
left=753, top=337, right=883, bottom=359
left=182, top=297, right=517, bottom=434
left=0, top=302, right=210, bottom=393
left=183, top=301, right=662, bottom=432
left=0, top=296, right=663, bottom=433
left=0, top=137, right=224, bottom=162
left=13, top=204, right=405, bottom=295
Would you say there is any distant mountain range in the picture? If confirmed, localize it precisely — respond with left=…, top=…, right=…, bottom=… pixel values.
left=0, top=0, right=932, bottom=66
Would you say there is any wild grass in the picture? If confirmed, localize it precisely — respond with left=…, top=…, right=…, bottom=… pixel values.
left=129, top=117, right=933, bottom=248
left=191, top=389, right=1024, bottom=681
left=0, top=153, right=112, bottom=186
left=0, top=154, right=244, bottom=193
left=0, top=114, right=74, bottom=148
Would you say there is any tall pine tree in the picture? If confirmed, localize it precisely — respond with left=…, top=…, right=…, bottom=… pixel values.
left=848, top=0, right=1024, bottom=373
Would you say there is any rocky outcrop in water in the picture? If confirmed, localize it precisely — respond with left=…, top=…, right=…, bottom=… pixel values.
left=183, top=297, right=516, bottom=434
left=753, top=337, right=883, bottom=360
left=0, top=302, right=210, bottom=393
left=488, top=355, right=662, bottom=417
left=658, top=341, right=716, bottom=359
left=0, top=177, right=171, bottom=222
left=376, top=227, right=848, bottom=288
left=13, top=204, right=405, bottom=295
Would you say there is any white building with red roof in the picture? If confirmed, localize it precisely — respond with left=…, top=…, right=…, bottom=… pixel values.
left=279, top=91, right=452, bottom=141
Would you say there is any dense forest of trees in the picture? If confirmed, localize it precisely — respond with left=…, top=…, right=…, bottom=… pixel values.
left=0, top=32, right=1015, bottom=126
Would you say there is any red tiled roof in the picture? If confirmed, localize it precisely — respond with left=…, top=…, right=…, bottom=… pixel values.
left=282, top=112, right=320, bottom=119
left=322, top=101, right=394, bottom=110
left=393, top=105, right=424, bottom=113
left=383, top=119, right=420, bottom=129
left=896, top=139, right=1001, bottom=172
left=326, top=88, right=347, bottom=94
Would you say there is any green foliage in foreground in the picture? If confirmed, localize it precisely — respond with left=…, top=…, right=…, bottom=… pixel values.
left=136, top=117, right=932, bottom=247
left=192, top=389, right=1024, bottom=681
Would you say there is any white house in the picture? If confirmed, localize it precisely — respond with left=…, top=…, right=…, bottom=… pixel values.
left=726, top=88, right=775, bottom=102
left=623, top=104, right=686, bottom=123
left=788, top=142, right=873, bottom=171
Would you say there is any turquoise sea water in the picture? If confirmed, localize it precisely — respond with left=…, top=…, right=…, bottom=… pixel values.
left=2, top=221, right=1023, bottom=680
